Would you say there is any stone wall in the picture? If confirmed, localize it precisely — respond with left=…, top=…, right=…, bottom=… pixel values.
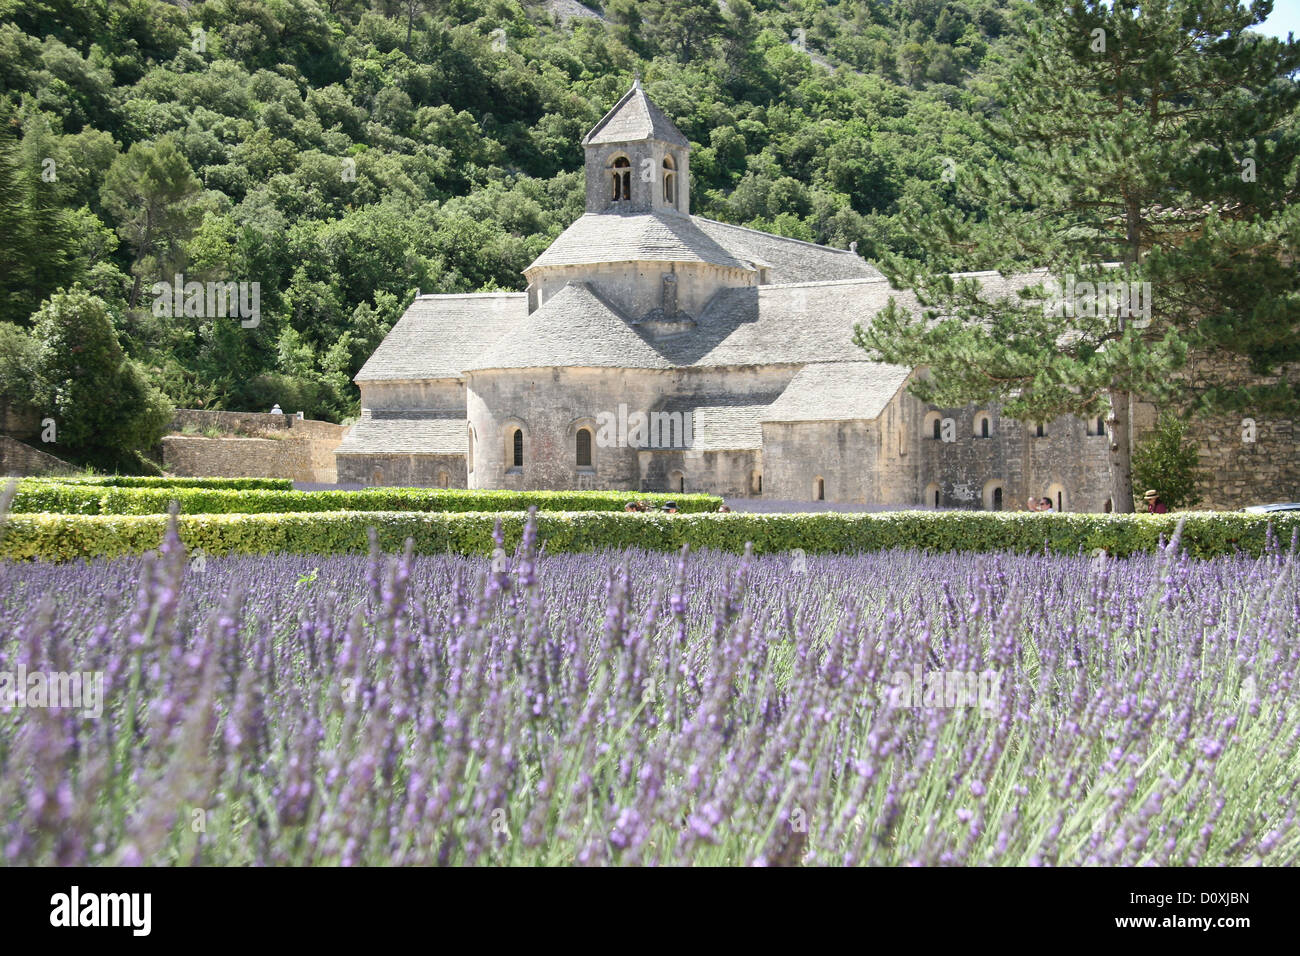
left=528, top=260, right=752, bottom=321
left=0, top=436, right=75, bottom=477
left=1136, top=350, right=1300, bottom=510
left=169, top=408, right=345, bottom=441
left=465, top=366, right=792, bottom=493
left=908, top=395, right=1113, bottom=512
left=581, top=138, right=690, bottom=216
left=362, top=353, right=1300, bottom=510
left=162, top=435, right=340, bottom=483
left=360, top=379, right=465, bottom=413
left=761, top=420, right=880, bottom=502
left=335, top=453, right=464, bottom=487
left=162, top=410, right=346, bottom=482
left=1, top=401, right=41, bottom=442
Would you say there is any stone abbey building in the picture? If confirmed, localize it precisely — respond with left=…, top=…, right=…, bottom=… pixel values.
left=338, top=82, right=1291, bottom=511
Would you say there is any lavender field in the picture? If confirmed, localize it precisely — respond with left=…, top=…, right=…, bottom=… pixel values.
left=1, top=519, right=1297, bottom=866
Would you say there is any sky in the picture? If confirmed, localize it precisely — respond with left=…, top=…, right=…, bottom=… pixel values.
left=1256, top=0, right=1300, bottom=40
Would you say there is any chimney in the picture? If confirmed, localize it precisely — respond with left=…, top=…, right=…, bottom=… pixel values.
left=661, top=273, right=677, bottom=318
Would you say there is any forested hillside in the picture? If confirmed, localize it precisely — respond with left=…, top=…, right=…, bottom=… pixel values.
left=0, top=0, right=1028, bottom=439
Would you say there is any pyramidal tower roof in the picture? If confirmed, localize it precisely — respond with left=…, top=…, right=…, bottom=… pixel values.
left=582, top=79, right=691, bottom=148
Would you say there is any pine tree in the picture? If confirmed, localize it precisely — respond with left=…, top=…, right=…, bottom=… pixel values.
left=0, top=113, right=35, bottom=326
left=99, top=136, right=203, bottom=310
left=855, top=0, right=1300, bottom=511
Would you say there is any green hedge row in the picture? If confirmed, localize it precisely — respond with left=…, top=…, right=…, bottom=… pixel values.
left=9, top=484, right=723, bottom=516
left=2, top=510, right=1296, bottom=563
left=20, top=476, right=294, bottom=490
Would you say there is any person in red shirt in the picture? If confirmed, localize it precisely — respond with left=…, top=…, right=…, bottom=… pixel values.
left=1143, top=490, right=1169, bottom=513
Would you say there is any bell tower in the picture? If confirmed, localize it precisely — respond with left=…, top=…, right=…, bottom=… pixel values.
left=582, top=79, right=691, bottom=216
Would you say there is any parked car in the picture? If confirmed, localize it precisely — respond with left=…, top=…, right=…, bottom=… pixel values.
left=1242, top=503, right=1300, bottom=513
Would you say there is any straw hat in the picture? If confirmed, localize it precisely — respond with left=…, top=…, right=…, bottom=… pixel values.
left=1143, top=489, right=1159, bottom=499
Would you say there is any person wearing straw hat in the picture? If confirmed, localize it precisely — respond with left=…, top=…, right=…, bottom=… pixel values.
left=1143, top=490, right=1168, bottom=514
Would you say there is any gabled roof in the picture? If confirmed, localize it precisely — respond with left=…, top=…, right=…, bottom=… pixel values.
left=526, top=211, right=883, bottom=282
left=692, top=218, right=883, bottom=283
left=762, top=362, right=912, bottom=423
left=690, top=403, right=770, bottom=450
left=526, top=212, right=753, bottom=272
left=354, top=293, right=527, bottom=382
left=335, top=412, right=466, bottom=455
left=465, top=282, right=673, bottom=372
left=583, top=80, right=691, bottom=148
left=646, top=278, right=895, bottom=368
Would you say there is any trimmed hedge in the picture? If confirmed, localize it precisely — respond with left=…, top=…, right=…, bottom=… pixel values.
left=8, top=484, right=723, bottom=516
left=1, top=509, right=1297, bottom=563
left=20, top=476, right=294, bottom=490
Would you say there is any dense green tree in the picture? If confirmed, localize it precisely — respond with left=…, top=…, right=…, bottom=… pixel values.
left=99, top=136, right=205, bottom=308
left=0, top=321, right=40, bottom=414
left=0, top=0, right=1038, bottom=444
left=643, top=0, right=727, bottom=62
left=1132, top=411, right=1203, bottom=510
left=856, top=0, right=1300, bottom=510
left=30, top=289, right=173, bottom=470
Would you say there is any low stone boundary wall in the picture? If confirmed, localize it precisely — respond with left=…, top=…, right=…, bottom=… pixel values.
left=162, top=410, right=347, bottom=482
left=162, top=435, right=341, bottom=483
left=169, top=408, right=345, bottom=441
left=0, top=436, right=75, bottom=477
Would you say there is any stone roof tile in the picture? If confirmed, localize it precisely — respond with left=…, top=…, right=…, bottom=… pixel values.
left=527, top=212, right=753, bottom=272
left=762, top=362, right=912, bottom=423
left=692, top=217, right=883, bottom=283
left=583, top=81, right=691, bottom=147
left=354, top=293, right=527, bottom=382
left=335, top=412, right=466, bottom=455
left=466, top=282, right=673, bottom=371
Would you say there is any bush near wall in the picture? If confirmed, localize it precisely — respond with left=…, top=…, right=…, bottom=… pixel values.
left=9, top=484, right=722, bottom=516
left=22, top=476, right=294, bottom=490
left=2, top=510, right=1297, bottom=563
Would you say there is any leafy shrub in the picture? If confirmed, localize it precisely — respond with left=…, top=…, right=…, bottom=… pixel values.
left=2, top=509, right=1297, bottom=562
left=9, top=484, right=722, bottom=516
left=28, top=290, right=173, bottom=470
left=1132, top=411, right=1203, bottom=509
left=25, top=476, right=294, bottom=489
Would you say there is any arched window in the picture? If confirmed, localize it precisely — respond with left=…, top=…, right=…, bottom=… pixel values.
left=816, top=477, right=825, bottom=501
left=511, top=428, right=523, bottom=468
left=974, top=411, right=991, bottom=438
left=983, top=479, right=1005, bottom=511
left=612, top=157, right=631, bottom=201
left=576, top=427, right=592, bottom=467
left=670, top=469, right=685, bottom=493
left=663, top=156, right=676, bottom=204
left=1103, top=498, right=1113, bottom=513
left=924, top=410, right=942, bottom=440
left=982, top=417, right=990, bottom=438
left=924, top=482, right=941, bottom=508
left=751, top=470, right=762, bottom=495
left=1035, top=423, right=1045, bottom=438
left=1046, top=482, right=1066, bottom=513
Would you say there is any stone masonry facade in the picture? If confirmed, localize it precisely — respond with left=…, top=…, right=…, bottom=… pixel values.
left=340, top=83, right=1296, bottom=511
